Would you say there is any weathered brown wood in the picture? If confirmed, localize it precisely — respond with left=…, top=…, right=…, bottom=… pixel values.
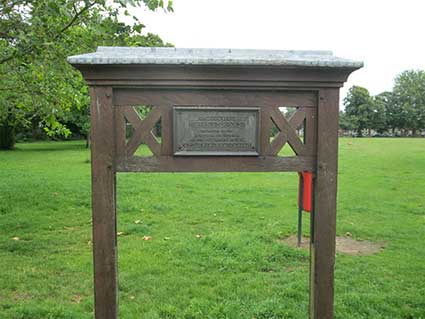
left=265, top=107, right=312, bottom=156
left=269, top=129, right=288, bottom=156
left=304, top=107, right=317, bottom=155
left=116, top=155, right=315, bottom=172
left=90, top=86, right=118, bottom=319
left=114, top=106, right=126, bottom=161
left=97, top=80, right=344, bottom=89
left=123, top=106, right=162, bottom=156
left=287, top=107, right=317, bottom=155
left=74, top=64, right=354, bottom=88
left=121, top=103, right=314, bottom=160
left=310, top=88, right=339, bottom=319
left=269, top=110, right=305, bottom=156
left=260, top=108, right=272, bottom=155
left=160, top=106, right=173, bottom=155
left=270, top=108, right=308, bottom=156
left=288, top=108, right=306, bottom=129
left=113, top=89, right=316, bottom=108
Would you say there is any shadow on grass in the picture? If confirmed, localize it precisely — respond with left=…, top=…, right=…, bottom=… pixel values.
left=12, top=141, right=87, bottom=152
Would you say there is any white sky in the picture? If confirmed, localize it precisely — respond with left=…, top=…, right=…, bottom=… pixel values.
left=131, top=0, right=425, bottom=103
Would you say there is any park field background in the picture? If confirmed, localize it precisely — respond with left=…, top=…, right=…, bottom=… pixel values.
left=0, top=138, right=424, bottom=319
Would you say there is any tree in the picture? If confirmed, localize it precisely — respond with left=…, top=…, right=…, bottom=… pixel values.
left=375, top=91, right=402, bottom=134
left=0, top=0, right=173, bottom=149
left=392, top=70, right=425, bottom=136
left=339, top=110, right=358, bottom=133
left=370, top=94, right=388, bottom=134
left=344, top=86, right=375, bottom=136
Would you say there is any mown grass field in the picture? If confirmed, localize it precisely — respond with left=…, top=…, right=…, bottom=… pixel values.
left=0, top=138, right=424, bottom=319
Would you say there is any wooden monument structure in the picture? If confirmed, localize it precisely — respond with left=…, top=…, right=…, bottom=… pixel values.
left=68, top=47, right=363, bottom=319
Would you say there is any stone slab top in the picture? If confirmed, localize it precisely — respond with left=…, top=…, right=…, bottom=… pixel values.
left=67, top=46, right=363, bottom=69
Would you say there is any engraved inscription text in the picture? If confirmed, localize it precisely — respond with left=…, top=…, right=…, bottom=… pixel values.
left=173, top=107, right=259, bottom=156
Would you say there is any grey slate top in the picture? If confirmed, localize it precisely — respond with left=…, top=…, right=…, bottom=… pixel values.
left=67, top=46, right=363, bottom=68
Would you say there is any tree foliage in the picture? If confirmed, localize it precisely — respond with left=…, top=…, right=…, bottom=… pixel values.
left=339, top=110, right=358, bottom=132
left=0, top=0, right=172, bottom=149
left=392, top=70, right=425, bottom=135
left=343, top=86, right=381, bottom=136
left=341, top=71, right=425, bottom=136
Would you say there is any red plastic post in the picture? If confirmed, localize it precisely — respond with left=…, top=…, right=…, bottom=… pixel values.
left=301, top=171, right=313, bottom=212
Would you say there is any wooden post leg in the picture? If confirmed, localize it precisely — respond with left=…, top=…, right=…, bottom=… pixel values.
left=310, top=88, right=339, bottom=319
left=90, top=86, right=118, bottom=319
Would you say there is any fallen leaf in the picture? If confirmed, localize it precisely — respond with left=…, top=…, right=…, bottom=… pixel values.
left=129, top=295, right=135, bottom=300
left=195, top=234, right=202, bottom=239
left=12, top=291, right=30, bottom=301
left=72, top=294, right=82, bottom=304
left=143, top=235, right=152, bottom=241
left=12, top=237, right=20, bottom=241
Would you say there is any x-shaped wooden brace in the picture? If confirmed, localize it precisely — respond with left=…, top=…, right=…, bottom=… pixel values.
left=123, top=106, right=162, bottom=157
left=267, top=107, right=307, bottom=156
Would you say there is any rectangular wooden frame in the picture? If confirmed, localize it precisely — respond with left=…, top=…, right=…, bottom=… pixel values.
left=113, top=88, right=317, bottom=173
left=74, top=60, right=360, bottom=319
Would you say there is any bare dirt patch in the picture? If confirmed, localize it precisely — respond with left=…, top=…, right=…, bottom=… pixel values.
left=12, top=291, right=31, bottom=301
left=281, top=235, right=385, bottom=256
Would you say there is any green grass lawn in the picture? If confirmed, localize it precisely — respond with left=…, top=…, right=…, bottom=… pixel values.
left=0, top=138, right=424, bottom=319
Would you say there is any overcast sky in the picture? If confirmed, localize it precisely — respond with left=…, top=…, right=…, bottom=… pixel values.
left=131, top=0, right=425, bottom=103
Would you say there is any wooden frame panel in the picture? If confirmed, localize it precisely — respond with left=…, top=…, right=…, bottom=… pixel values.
left=116, top=155, right=315, bottom=172
left=112, top=89, right=318, bottom=173
left=76, top=64, right=354, bottom=88
left=310, top=88, right=339, bottom=319
left=113, top=89, right=317, bottom=108
left=90, top=86, right=118, bottom=319
left=79, top=62, right=353, bottom=318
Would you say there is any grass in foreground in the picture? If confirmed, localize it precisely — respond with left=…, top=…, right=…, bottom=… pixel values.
left=0, top=138, right=424, bottom=319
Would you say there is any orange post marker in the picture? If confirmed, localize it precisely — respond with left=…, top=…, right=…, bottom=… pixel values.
left=297, top=171, right=313, bottom=247
left=300, top=171, right=313, bottom=212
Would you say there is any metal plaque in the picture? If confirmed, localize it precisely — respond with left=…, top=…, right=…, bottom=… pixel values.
left=173, top=106, right=260, bottom=156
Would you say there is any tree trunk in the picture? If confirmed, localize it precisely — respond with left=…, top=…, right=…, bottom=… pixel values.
left=412, top=128, right=417, bottom=137
left=0, top=121, right=16, bottom=150
left=86, top=132, right=91, bottom=148
left=31, top=117, right=44, bottom=140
